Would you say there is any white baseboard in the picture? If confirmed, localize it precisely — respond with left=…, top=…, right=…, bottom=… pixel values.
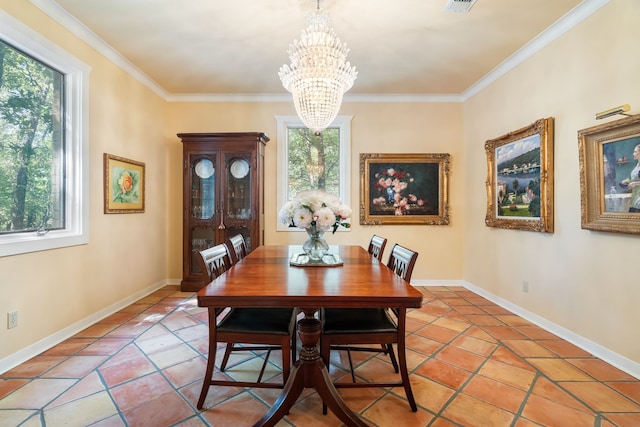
left=3, top=278, right=638, bottom=381
left=412, top=279, right=640, bottom=380
left=0, top=279, right=174, bottom=375
left=412, top=279, right=462, bottom=287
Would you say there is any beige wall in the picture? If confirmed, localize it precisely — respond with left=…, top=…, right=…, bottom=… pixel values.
left=0, top=1, right=168, bottom=361
left=2, top=0, right=639, bottom=371
left=463, top=0, right=640, bottom=363
left=166, top=101, right=465, bottom=282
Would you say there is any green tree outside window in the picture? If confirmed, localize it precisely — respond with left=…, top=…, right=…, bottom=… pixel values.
left=0, top=40, right=64, bottom=233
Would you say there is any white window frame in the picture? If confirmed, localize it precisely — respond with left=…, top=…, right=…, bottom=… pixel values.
left=275, top=115, right=352, bottom=232
left=0, top=10, right=90, bottom=257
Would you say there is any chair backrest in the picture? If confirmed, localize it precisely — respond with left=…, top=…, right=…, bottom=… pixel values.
left=198, top=243, right=232, bottom=282
left=367, top=235, right=387, bottom=261
left=386, top=244, right=419, bottom=282
left=226, top=234, right=248, bottom=265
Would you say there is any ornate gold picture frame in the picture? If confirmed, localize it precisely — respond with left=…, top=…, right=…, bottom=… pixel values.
left=103, top=153, right=145, bottom=214
left=578, top=114, right=640, bottom=234
left=485, top=117, right=554, bottom=232
left=360, top=153, right=450, bottom=225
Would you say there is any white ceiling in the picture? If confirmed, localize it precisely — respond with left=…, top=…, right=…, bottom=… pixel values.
left=37, top=0, right=595, bottom=98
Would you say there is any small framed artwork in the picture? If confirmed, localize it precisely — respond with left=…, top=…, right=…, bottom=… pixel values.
left=103, top=153, right=145, bottom=214
left=360, top=153, right=450, bottom=225
left=578, top=114, right=640, bottom=234
left=485, top=117, right=554, bottom=232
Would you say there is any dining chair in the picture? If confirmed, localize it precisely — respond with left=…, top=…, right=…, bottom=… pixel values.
left=362, top=234, right=391, bottom=370
left=367, top=234, right=387, bottom=261
left=219, top=233, right=249, bottom=370
left=196, top=243, right=297, bottom=409
left=226, top=233, right=248, bottom=265
left=366, top=234, right=391, bottom=357
left=320, top=243, right=419, bottom=413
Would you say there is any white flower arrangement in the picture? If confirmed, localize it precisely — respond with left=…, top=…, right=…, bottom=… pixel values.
left=279, top=189, right=351, bottom=233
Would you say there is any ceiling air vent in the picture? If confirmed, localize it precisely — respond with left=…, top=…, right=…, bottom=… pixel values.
left=444, top=0, right=477, bottom=13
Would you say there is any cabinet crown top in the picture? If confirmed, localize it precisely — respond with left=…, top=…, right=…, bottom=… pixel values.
left=177, top=132, right=269, bottom=143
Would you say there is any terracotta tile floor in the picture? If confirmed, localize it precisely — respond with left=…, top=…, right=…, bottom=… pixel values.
left=2, top=285, right=640, bottom=426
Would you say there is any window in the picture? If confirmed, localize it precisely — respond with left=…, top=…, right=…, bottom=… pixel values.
left=276, top=115, right=351, bottom=231
left=0, top=10, right=89, bottom=257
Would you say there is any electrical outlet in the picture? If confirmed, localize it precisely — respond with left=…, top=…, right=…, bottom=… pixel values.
left=522, top=281, right=529, bottom=293
left=7, top=311, right=18, bottom=329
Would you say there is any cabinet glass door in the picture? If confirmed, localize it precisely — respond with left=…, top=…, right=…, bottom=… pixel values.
left=191, top=227, right=215, bottom=273
left=226, top=157, right=252, bottom=250
left=227, top=158, right=251, bottom=220
left=192, top=158, right=215, bottom=219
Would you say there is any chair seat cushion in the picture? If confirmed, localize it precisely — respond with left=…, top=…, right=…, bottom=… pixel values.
left=218, top=308, right=295, bottom=335
left=323, top=308, right=397, bottom=334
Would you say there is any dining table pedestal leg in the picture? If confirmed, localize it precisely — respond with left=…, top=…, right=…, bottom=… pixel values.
left=252, top=316, right=369, bottom=427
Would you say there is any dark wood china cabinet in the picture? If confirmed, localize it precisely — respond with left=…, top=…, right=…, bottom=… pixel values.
left=178, top=132, right=268, bottom=291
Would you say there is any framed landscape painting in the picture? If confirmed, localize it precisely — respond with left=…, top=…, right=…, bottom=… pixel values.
left=578, top=114, right=640, bottom=234
left=360, top=153, right=450, bottom=225
left=103, top=153, right=145, bottom=214
left=485, top=117, right=554, bottom=232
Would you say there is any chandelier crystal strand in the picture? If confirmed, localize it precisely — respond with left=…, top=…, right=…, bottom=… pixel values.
left=279, top=6, right=357, bottom=132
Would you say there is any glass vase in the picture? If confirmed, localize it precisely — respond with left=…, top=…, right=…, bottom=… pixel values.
left=303, top=226, right=329, bottom=261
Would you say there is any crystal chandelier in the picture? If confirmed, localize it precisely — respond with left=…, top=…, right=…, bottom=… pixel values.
left=279, top=1, right=357, bottom=133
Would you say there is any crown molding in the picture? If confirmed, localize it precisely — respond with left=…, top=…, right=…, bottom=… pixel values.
left=461, top=0, right=610, bottom=101
left=166, top=92, right=464, bottom=103
left=29, top=0, right=169, bottom=99
left=30, top=0, right=608, bottom=104
left=165, top=93, right=290, bottom=103
left=344, top=93, right=464, bottom=103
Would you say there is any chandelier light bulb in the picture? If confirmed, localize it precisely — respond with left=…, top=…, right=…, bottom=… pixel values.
left=279, top=6, right=357, bottom=132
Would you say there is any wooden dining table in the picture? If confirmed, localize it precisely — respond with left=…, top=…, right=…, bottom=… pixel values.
left=197, top=245, right=424, bottom=427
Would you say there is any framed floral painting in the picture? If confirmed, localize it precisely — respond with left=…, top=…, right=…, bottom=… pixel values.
left=359, top=153, right=450, bottom=225
left=103, top=153, right=145, bottom=214
left=485, top=117, right=554, bottom=233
